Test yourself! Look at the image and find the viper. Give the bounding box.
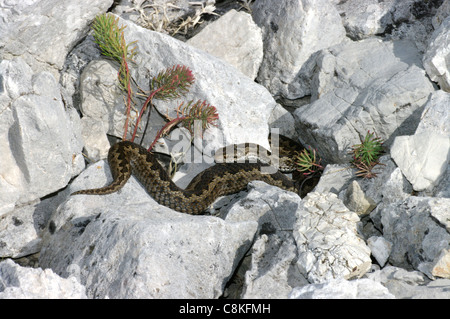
[72,135,321,214]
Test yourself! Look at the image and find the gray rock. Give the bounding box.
[0,180,76,259]
[0,201,42,258]
[336,0,440,51]
[225,181,301,235]
[367,236,392,267]
[313,164,354,195]
[344,180,377,216]
[80,117,110,162]
[423,16,450,92]
[294,38,436,164]
[432,0,450,29]
[59,35,103,111]
[187,9,263,79]
[416,90,450,136]
[241,233,307,299]
[206,182,308,299]
[79,59,127,138]
[380,196,450,278]
[0,0,113,78]
[391,131,449,192]
[221,182,307,298]
[430,165,450,198]
[416,95,450,198]
[0,259,87,299]
[252,0,346,99]
[361,157,412,206]
[289,278,394,299]
[336,0,396,40]
[39,161,258,298]
[294,192,372,283]
[366,266,450,299]
[391,92,449,194]
[366,165,414,237]
[0,58,84,216]
[268,104,297,139]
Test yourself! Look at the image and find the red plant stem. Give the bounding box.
[121,56,132,141]
[147,116,187,152]
[130,87,163,142]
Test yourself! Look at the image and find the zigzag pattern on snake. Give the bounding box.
[71,135,320,215]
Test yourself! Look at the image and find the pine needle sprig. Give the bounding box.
[92,14,137,89]
[92,14,137,140]
[150,65,195,101]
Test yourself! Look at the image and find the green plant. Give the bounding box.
[350,131,384,178]
[91,13,218,153]
[294,147,324,176]
[92,14,137,141]
[148,99,218,151]
[131,64,196,143]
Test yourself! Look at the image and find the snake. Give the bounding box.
[71,135,321,215]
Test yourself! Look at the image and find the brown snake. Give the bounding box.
[72,135,320,215]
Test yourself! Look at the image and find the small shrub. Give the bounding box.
[350,131,384,178]
[294,147,324,176]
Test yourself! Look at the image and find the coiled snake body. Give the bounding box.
[72,136,319,215]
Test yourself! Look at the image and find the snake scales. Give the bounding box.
[72,135,320,215]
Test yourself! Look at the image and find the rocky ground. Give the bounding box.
[0,0,449,299]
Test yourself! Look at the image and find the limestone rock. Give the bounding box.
[241,233,307,299]
[294,192,372,283]
[344,180,377,215]
[423,16,450,92]
[361,157,413,206]
[215,182,307,298]
[391,131,449,192]
[39,161,258,298]
[224,181,302,235]
[289,278,394,299]
[366,265,450,298]
[79,59,169,149]
[0,259,87,299]
[390,90,449,194]
[80,117,110,162]
[432,0,450,29]
[79,59,127,138]
[367,236,392,267]
[187,9,263,79]
[0,201,42,258]
[268,104,297,139]
[416,90,450,136]
[313,164,354,195]
[252,0,346,99]
[380,196,450,278]
[0,0,113,78]
[294,38,436,163]
[337,0,396,40]
[432,249,450,279]
[0,58,84,216]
